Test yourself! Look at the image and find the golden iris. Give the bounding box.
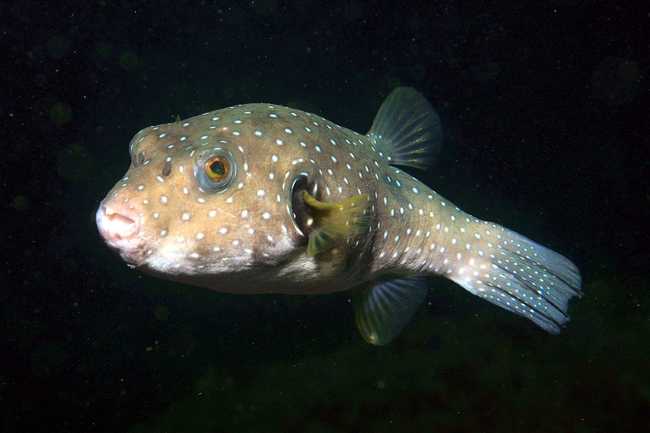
[204,156,229,181]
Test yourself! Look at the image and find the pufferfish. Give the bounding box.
[96,87,582,345]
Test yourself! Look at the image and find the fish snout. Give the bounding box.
[96,203,141,241]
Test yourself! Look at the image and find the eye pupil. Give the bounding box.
[204,156,230,182]
[210,160,225,175]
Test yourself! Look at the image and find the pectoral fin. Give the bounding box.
[302,191,369,257]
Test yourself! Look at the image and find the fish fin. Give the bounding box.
[449,225,582,333]
[354,277,429,345]
[303,191,370,256]
[367,87,442,170]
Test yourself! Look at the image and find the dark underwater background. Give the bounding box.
[3,1,648,432]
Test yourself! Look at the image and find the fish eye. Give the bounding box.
[195,149,236,192]
[205,156,229,181]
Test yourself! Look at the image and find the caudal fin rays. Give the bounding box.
[450,225,582,334]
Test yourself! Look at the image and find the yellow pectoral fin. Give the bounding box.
[302,191,370,256]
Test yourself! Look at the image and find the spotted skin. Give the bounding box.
[97,98,581,334]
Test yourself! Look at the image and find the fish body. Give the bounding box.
[97,88,582,344]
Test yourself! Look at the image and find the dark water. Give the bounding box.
[4,1,648,432]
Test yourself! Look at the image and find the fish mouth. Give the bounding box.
[95,203,148,267]
[289,174,317,239]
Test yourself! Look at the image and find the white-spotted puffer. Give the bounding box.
[96,88,582,345]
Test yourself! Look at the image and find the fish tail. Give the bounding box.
[450,223,582,333]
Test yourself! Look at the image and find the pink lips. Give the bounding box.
[96,202,145,264]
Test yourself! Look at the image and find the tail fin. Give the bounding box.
[450,223,582,333]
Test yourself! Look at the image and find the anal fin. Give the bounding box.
[354,277,429,345]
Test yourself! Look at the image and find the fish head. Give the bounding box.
[96,107,318,289]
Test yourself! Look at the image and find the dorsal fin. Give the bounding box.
[367,87,442,170]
